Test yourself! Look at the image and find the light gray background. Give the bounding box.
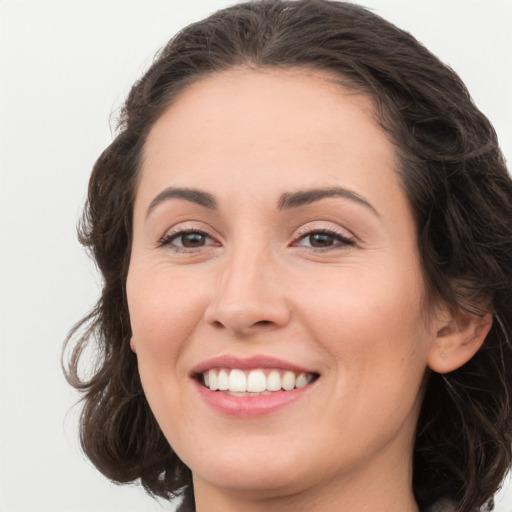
[1,1,511,511]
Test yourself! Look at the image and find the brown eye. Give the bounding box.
[180,232,207,247]
[295,230,354,251]
[308,233,335,248]
[159,230,216,251]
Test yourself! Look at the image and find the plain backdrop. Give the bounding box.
[0,1,511,511]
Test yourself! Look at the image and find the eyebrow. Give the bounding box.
[146,185,378,218]
[146,187,217,218]
[278,187,379,215]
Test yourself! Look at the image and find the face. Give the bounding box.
[127,68,439,505]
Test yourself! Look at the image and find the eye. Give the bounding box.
[294,229,355,251]
[158,229,217,252]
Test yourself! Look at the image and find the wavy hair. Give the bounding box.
[64,1,512,511]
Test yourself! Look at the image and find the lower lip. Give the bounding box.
[194,380,315,418]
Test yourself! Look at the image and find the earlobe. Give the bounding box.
[130,337,137,353]
[427,309,492,374]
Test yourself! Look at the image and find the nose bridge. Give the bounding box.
[204,236,290,334]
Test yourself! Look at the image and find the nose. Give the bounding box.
[204,246,292,337]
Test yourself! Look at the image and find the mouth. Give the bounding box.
[198,368,320,396]
[192,356,320,416]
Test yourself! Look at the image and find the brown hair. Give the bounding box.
[64,1,512,511]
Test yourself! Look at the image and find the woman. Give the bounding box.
[64,1,512,511]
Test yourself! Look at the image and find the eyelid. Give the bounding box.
[291,223,356,250]
[157,223,221,251]
[294,221,355,239]
[156,221,356,253]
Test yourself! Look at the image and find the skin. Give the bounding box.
[126,68,487,512]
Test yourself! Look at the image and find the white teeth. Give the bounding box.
[202,368,315,393]
[217,369,229,391]
[229,369,247,392]
[247,369,267,392]
[266,370,282,391]
[281,371,296,391]
[295,372,309,388]
[208,369,218,391]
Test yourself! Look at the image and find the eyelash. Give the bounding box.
[157,227,355,253]
[293,227,355,252]
[158,228,217,253]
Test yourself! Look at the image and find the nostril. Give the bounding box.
[254,320,272,326]
[213,320,274,328]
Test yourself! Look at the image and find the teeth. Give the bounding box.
[202,368,315,393]
[266,370,282,391]
[282,371,296,391]
[229,369,247,392]
[295,373,309,388]
[217,369,229,391]
[247,369,266,392]
[208,369,218,391]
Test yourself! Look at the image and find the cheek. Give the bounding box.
[126,267,207,436]
[127,266,209,364]
[303,267,430,429]
[294,259,430,373]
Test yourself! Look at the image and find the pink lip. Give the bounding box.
[194,380,316,418]
[191,355,316,375]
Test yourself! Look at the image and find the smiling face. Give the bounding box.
[126,68,439,510]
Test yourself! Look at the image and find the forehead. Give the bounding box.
[137,67,401,214]
[144,67,380,150]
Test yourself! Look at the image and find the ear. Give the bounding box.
[427,308,492,374]
[130,337,137,353]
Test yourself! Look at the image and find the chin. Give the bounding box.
[193,463,310,500]
[186,441,312,496]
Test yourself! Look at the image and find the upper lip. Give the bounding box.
[191,355,318,376]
